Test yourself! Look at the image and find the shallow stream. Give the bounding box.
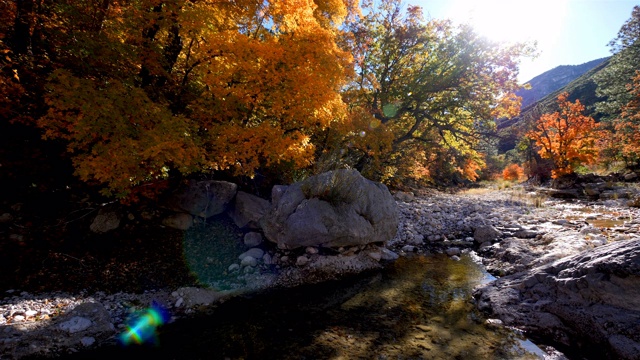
[68,254,546,359]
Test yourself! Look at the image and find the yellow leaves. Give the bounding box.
[40,70,203,197]
[203,122,315,177]
[492,92,522,119]
[24,0,354,198]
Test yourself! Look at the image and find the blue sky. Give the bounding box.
[409,0,639,83]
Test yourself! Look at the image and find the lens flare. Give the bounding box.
[119,305,169,346]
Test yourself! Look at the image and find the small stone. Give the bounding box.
[296,255,309,266]
[238,248,264,260]
[80,337,95,347]
[162,213,193,230]
[450,255,461,261]
[13,315,25,322]
[445,247,461,256]
[281,255,289,263]
[9,234,23,242]
[25,310,37,317]
[402,245,416,252]
[485,318,503,327]
[368,251,382,261]
[228,264,240,272]
[305,246,319,255]
[380,248,400,261]
[127,213,135,221]
[243,232,263,247]
[411,234,425,245]
[241,256,258,267]
[262,253,272,265]
[0,213,13,224]
[175,297,184,308]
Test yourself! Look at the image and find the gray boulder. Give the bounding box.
[164,180,237,218]
[475,239,640,360]
[90,209,121,233]
[473,225,501,244]
[229,191,270,229]
[260,169,398,249]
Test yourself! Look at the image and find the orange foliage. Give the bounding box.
[527,93,598,178]
[502,163,525,181]
[32,0,355,197]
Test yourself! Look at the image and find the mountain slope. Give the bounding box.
[517,57,609,109]
[497,58,611,152]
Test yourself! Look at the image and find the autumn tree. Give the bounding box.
[502,163,524,181]
[527,93,598,178]
[320,0,532,186]
[2,0,357,198]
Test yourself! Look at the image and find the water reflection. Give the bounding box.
[68,254,544,360]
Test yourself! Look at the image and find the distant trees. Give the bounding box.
[527,93,598,178]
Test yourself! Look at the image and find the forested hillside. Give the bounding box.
[493,5,640,181]
[497,58,610,152]
[516,57,608,110]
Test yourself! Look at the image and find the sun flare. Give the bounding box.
[460,0,569,44]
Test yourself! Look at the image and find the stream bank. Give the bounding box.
[2,184,640,359]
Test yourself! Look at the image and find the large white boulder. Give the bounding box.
[260,169,398,249]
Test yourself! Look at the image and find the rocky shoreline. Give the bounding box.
[2,183,640,359]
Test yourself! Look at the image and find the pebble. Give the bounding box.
[445,247,461,256]
[238,248,264,260]
[240,256,258,267]
[402,245,416,252]
[228,264,240,272]
[175,297,184,308]
[296,256,309,266]
[244,232,263,247]
[80,337,95,347]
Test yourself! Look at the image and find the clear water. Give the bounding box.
[69,254,545,360]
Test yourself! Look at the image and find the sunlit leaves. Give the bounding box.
[527,93,598,178]
[27,0,354,197]
[337,0,531,184]
[41,69,202,197]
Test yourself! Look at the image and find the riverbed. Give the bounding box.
[63,254,545,360]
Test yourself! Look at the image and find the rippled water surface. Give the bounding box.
[70,254,545,359]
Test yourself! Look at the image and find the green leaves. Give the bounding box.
[337,0,532,185]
